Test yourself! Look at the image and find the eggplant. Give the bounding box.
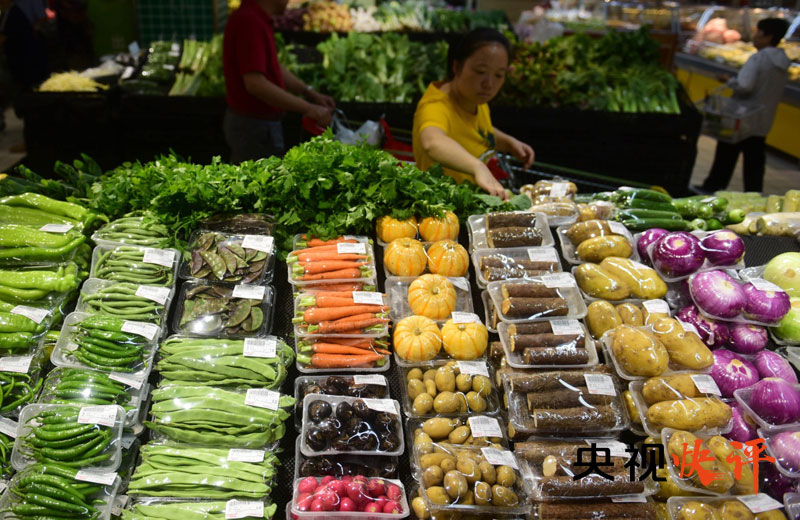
[308,400,332,422]
[336,401,354,422]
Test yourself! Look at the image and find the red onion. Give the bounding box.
[770,431,800,474]
[677,304,730,348]
[651,232,706,278]
[700,230,745,266]
[637,228,668,265]
[726,404,757,443]
[712,349,759,397]
[728,323,768,354]
[763,460,797,497]
[754,350,798,384]
[690,270,746,319]
[743,283,792,324]
[749,377,800,425]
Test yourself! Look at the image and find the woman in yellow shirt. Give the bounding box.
[413,29,534,201]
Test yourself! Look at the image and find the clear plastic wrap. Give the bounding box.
[12,403,125,472]
[527,202,580,227]
[0,224,85,266]
[523,180,578,202]
[761,427,800,479]
[585,299,671,340]
[294,375,389,430]
[125,498,278,520]
[293,291,390,338]
[498,320,598,369]
[734,383,800,434]
[667,495,786,520]
[471,247,561,288]
[76,278,174,328]
[0,346,45,418]
[688,270,791,327]
[293,436,399,480]
[502,367,629,438]
[467,212,554,251]
[288,235,377,287]
[486,277,588,323]
[117,433,141,489]
[557,222,638,265]
[0,262,82,306]
[300,394,403,457]
[573,257,668,303]
[529,499,659,519]
[399,361,498,418]
[407,416,507,469]
[295,336,391,373]
[562,220,621,247]
[291,476,409,519]
[382,239,470,279]
[785,492,800,519]
[180,230,275,284]
[637,230,746,283]
[172,282,275,338]
[482,290,499,333]
[386,275,473,323]
[91,212,171,248]
[90,245,180,287]
[392,314,489,367]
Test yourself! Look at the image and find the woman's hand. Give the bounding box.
[474,164,509,201]
[508,138,535,168]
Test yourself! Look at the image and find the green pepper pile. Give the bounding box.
[69,315,150,373]
[40,369,131,408]
[93,212,171,248]
[0,224,86,266]
[0,366,42,414]
[128,445,279,498]
[80,282,169,325]
[93,246,175,286]
[0,300,48,352]
[20,407,117,467]
[157,337,293,388]
[0,432,13,478]
[122,500,277,520]
[0,192,106,231]
[0,262,82,305]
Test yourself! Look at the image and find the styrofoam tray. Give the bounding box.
[498,320,598,369]
[471,246,561,289]
[486,277,588,323]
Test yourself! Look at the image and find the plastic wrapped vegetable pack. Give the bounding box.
[402,362,496,416]
[182,230,274,284]
[59,314,153,373]
[472,247,560,286]
[92,246,177,286]
[498,320,596,367]
[574,256,667,301]
[122,500,277,520]
[175,283,274,337]
[78,280,171,325]
[92,212,171,248]
[0,224,86,266]
[0,262,82,305]
[469,211,550,249]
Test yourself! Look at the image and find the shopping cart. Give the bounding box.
[696,86,764,144]
[302,110,414,162]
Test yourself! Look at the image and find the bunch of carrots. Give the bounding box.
[296,337,390,369]
[293,291,389,335]
[288,236,375,281]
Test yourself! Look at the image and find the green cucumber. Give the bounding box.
[618,188,673,203]
[705,218,724,230]
[615,209,683,220]
[618,218,692,232]
[626,197,679,212]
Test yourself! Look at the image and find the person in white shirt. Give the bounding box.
[699,18,791,193]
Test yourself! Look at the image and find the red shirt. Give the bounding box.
[223,0,285,120]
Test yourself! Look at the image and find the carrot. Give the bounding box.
[294,253,368,263]
[299,267,370,281]
[326,312,382,324]
[312,337,388,348]
[304,306,387,323]
[295,261,368,275]
[298,236,357,248]
[301,352,386,368]
[298,294,385,308]
[301,343,392,356]
[309,342,391,354]
[300,282,370,293]
[301,291,362,300]
[290,244,350,256]
[315,317,389,334]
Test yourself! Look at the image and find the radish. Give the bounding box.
[310,499,326,512]
[364,502,382,513]
[383,500,401,514]
[297,476,318,495]
[296,494,314,512]
[386,484,402,502]
[367,479,385,497]
[339,497,357,512]
[321,475,336,486]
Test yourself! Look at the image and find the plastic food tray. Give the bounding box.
[471,246,561,289]
[292,234,372,251]
[527,203,579,227]
[498,321,599,369]
[172,282,275,338]
[288,236,377,287]
[179,230,276,285]
[382,240,471,280]
[667,496,785,519]
[294,374,390,430]
[482,290,498,333]
[293,292,388,339]
[12,403,125,472]
[467,212,554,252]
[660,429,738,497]
[688,271,789,327]
[52,312,158,380]
[296,343,391,374]
[734,384,800,434]
[782,347,800,372]
[76,278,175,332]
[759,427,800,479]
[397,362,499,419]
[557,223,639,266]
[300,394,403,457]
[600,329,712,381]
[293,437,399,480]
[385,276,472,324]
[665,280,692,310]
[628,380,733,438]
[392,331,488,368]
[785,492,800,519]
[0,346,47,419]
[290,477,410,519]
[90,244,180,287]
[486,278,588,323]
[570,264,660,305]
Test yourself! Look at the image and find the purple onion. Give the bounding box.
[700,230,746,266]
[763,460,797,497]
[690,270,746,319]
[749,377,800,425]
[677,304,731,348]
[728,323,768,354]
[743,283,792,324]
[754,350,798,384]
[770,431,800,474]
[651,232,706,278]
[726,404,758,443]
[637,228,668,265]
[712,349,759,397]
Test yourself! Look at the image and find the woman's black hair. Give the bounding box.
[446,28,511,80]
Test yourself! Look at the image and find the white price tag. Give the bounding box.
[468,416,502,438]
[592,440,629,458]
[142,248,175,267]
[451,312,480,324]
[677,319,699,336]
[232,284,266,301]
[75,470,117,486]
[241,235,274,253]
[10,305,49,324]
[0,356,33,374]
[78,406,118,427]
[542,273,575,288]
[121,320,159,341]
[135,285,170,305]
[243,338,277,358]
[111,495,130,517]
[584,374,617,396]
[226,500,265,519]
[353,375,386,386]
[450,278,470,291]
[0,417,18,438]
[608,221,628,235]
[168,50,180,58]
[120,436,135,450]
[363,398,397,414]
[550,319,584,336]
[691,374,721,396]
[39,223,73,233]
[642,300,669,315]
[228,449,265,463]
[748,278,783,292]
[352,291,384,305]
[549,182,569,198]
[337,242,367,255]
[737,494,783,513]
[611,495,647,503]
[109,372,144,390]
[527,248,558,262]
[457,361,490,377]
[480,448,519,469]
[245,389,280,410]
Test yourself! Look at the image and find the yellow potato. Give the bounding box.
[706,436,754,495]
[667,431,734,495]
[651,317,713,370]
[600,256,667,299]
[648,398,732,431]
[577,234,632,262]
[585,300,622,339]
[566,219,614,245]
[623,390,642,425]
[575,263,630,300]
[642,374,702,405]
[677,501,722,520]
[615,303,644,326]
[612,325,669,376]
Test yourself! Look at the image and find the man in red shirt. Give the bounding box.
[223,0,334,162]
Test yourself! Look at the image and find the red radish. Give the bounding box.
[291,514,299,520]
[327,479,346,497]
[338,497,357,512]
[367,479,386,497]
[297,494,314,511]
[373,497,387,510]
[364,503,382,513]
[310,499,326,512]
[383,500,401,514]
[386,484,402,502]
[346,481,367,504]
[321,475,336,486]
[298,477,318,495]
[318,489,339,510]
[341,475,353,483]
[353,475,368,485]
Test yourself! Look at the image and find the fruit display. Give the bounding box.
[302,1,353,33]
[292,476,407,514]
[401,361,496,416]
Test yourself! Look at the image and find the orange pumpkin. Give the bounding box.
[384,238,427,276]
[376,216,417,243]
[441,319,488,360]
[419,211,459,242]
[408,274,457,320]
[427,240,469,277]
[394,315,442,361]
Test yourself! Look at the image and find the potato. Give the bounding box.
[575,263,630,300]
[473,481,491,505]
[648,398,732,430]
[423,465,444,487]
[434,392,460,414]
[448,425,470,444]
[642,374,701,405]
[407,368,423,381]
[425,486,451,505]
[651,317,714,370]
[491,485,519,507]
[413,393,434,414]
[677,501,722,520]
[421,453,456,470]
[707,436,754,495]
[566,220,614,245]
[435,367,456,392]
[444,470,468,499]
[586,301,622,339]
[423,417,458,439]
[412,496,430,519]
[616,303,644,326]
[623,390,642,425]
[612,325,669,376]
[425,379,437,397]
[653,467,695,500]
[408,379,427,400]
[667,431,734,495]
[718,501,754,520]
[600,256,667,299]
[577,234,632,262]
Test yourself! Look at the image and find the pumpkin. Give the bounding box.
[394,315,442,361]
[376,216,417,243]
[384,238,427,276]
[427,240,469,277]
[419,211,459,242]
[441,319,488,360]
[408,274,457,320]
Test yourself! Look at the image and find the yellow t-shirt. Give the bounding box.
[412,82,495,185]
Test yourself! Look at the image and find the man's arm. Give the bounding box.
[243,72,331,125]
[280,64,335,109]
[729,55,758,95]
